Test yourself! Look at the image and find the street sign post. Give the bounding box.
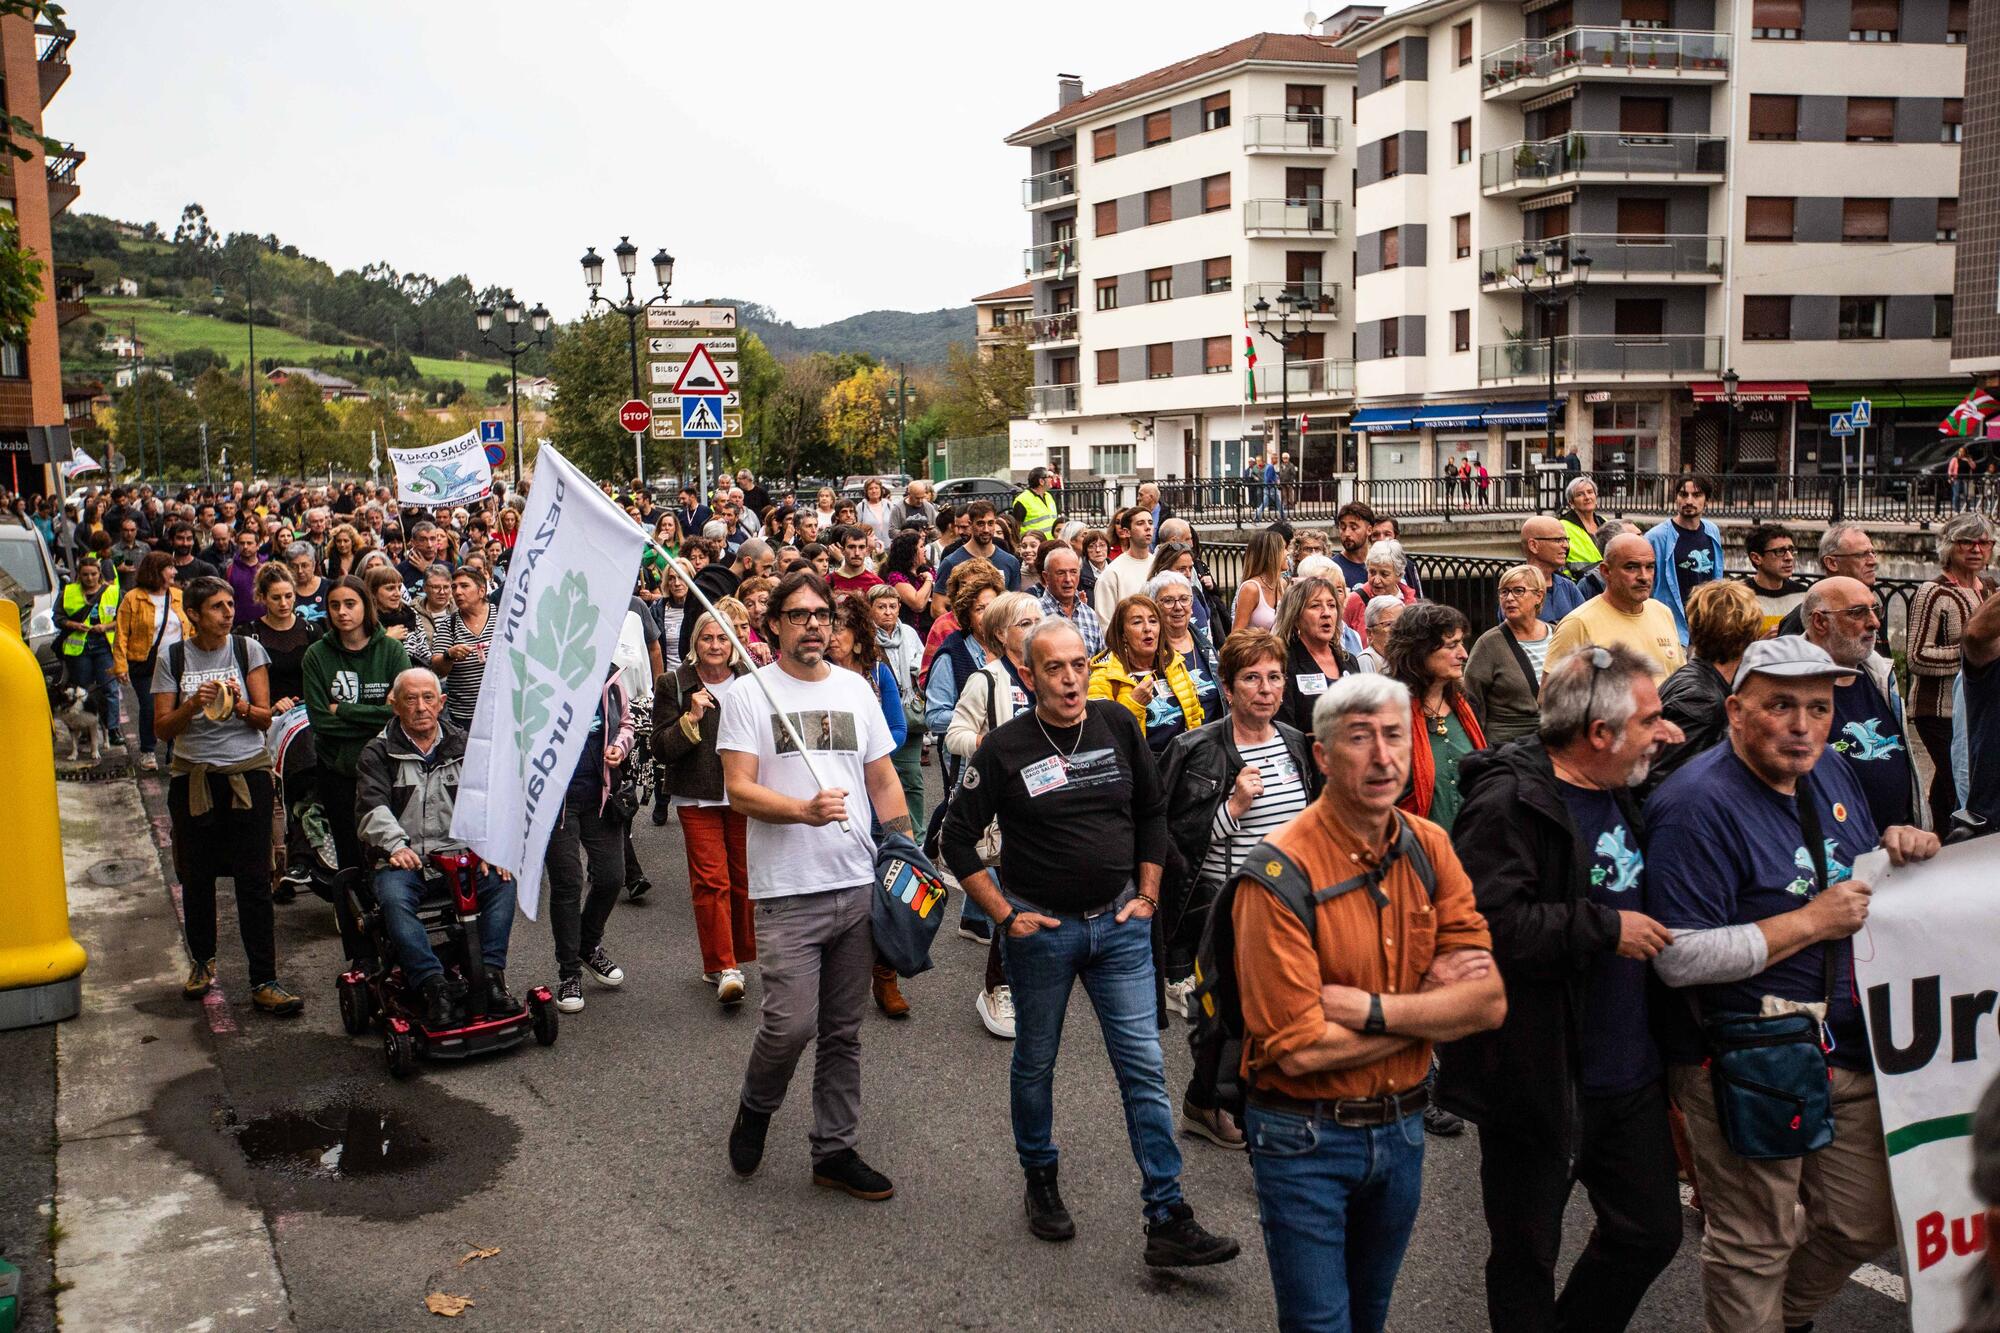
[479,420,505,444]
[483,443,507,468]
[1829,412,1856,436]
[681,396,726,439]
[644,312,736,501]
[652,389,741,411]
[651,413,742,439]
[645,306,738,332]
[618,399,654,434]
[1850,399,1872,427]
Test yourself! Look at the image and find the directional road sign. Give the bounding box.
[651,412,742,440]
[618,399,654,433]
[1829,412,1856,437]
[645,305,738,332]
[1850,399,1872,428]
[479,419,505,444]
[651,357,740,388]
[648,336,739,356]
[652,389,741,411]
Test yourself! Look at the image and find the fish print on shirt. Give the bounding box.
[1589,826,1645,895]
[1833,718,1905,763]
[1782,839,1854,897]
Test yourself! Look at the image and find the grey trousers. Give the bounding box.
[739,884,873,1165]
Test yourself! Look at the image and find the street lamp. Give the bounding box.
[1505,237,1591,468]
[582,236,676,487]
[1720,366,1742,477]
[1253,290,1310,479]
[475,293,550,490]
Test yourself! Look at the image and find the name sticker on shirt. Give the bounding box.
[1022,755,1070,798]
[1296,672,1328,695]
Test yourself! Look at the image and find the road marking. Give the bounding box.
[1679,1183,1905,1303]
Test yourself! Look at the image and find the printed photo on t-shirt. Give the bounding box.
[771,708,858,754]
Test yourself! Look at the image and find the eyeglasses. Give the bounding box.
[780,607,834,627]
[1954,537,1995,548]
[1528,535,1568,545]
[1497,586,1540,599]
[1757,545,1797,558]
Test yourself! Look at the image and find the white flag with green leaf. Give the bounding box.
[451,445,644,918]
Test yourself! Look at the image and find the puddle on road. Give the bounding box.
[232,1100,434,1179]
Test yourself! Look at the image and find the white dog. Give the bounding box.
[49,679,109,762]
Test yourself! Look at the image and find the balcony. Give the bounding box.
[36,23,71,106]
[1481,27,1731,100]
[1243,113,1341,155]
[45,141,82,216]
[1478,334,1721,383]
[1024,310,1080,348]
[1244,198,1340,239]
[1481,132,1725,198]
[1029,383,1081,417]
[1022,238,1078,280]
[1241,282,1342,319]
[1022,166,1077,210]
[1477,234,1725,289]
[1252,357,1356,400]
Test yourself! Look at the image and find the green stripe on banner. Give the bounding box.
[1885,1113,1974,1157]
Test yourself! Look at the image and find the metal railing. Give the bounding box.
[1251,357,1356,400]
[1482,132,1727,190]
[1024,310,1079,344]
[35,23,71,64]
[1478,233,1725,285]
[1022,238,1078,279]
[45,141,81,185]
[1481,26,1731,92]
[1244,198,1341,235]
[1022,166,1077,207]
[1479,334,1722,381]
[1244,113,1341,152]
[1028,383,1080,416]
[1241,281,1342,318]
[1356,473,1546,516]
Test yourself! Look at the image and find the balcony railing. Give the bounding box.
[1477,233,1725,285]
[1243,113,1341,153]
[1244,198,1340,236]
[1029,383,1081,416]
[1481,26,1731,93]
[1478,334,1721,381]
[35,22,71,105]
[1024,310,1079,345]
[1241,282,1342,318]
[1022,166,1077,208]
[1482,132,1726,191]
[1251,357,1355,399]
[1022,238,1078,279]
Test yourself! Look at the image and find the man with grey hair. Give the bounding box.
[1440,644,1684,1331]
[889,479,936,536]
[1775,522,1880,638]
[1800,575,1924,831]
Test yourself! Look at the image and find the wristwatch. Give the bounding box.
[999,908,1020,936]
[1364,993,1387,1036]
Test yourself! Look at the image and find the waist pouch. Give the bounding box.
[1702,1010,1834,1161]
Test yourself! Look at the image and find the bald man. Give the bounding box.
[1546,533,1688,683]
[1801,576,1924,831]
[1521,515,1585,623]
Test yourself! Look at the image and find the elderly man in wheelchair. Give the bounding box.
[354,667,518,1029]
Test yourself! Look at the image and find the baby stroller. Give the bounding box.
[335,850,558,1076]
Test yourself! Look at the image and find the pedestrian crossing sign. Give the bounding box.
[681,395,725,439]
[1830,412,1856,437]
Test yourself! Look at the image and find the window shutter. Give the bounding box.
[1745,196,1796,241]
[1749,95,1798,140]
[1204,336,1230,372]
[1382,42,1402,83]
[1455,119,1472,160]
[1846,97,1894,141]
[1455,21,1472,65]
[1842,197,1891,241]
[1623,0,1670,24]
[1944,99,1964,127]
[1147,343,1172,379]
[1948,0,1969,33]
[1093,127,1117,160]
[1201,93,1229,123]
[1938,198,1959,235]
[1381,320,1400,358]
[1743,295,1791,339]
[1204,256,1231,289]
[1146,188,1171,226]
[1382,136,1401,178]
[1616,198,1669,239]
[1203,173,1230,212]
[1454,213,1471,256]
[1452,309,1470,352]
[1095,349,1120,384]
[1145,110,1172,146]
[1619,98,1671,135]
[1752,0,1804,26]
[1848,0,1900,30]
[1095,200,1119,236]
[1381,227,1401,268]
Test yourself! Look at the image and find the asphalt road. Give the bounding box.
[105,761,1912,1332]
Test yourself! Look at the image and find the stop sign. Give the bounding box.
[618,399,653,433]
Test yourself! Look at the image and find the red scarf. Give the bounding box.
[1400,693,1485,819]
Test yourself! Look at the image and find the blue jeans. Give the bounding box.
[1246,1105,1426,1333]
[372,864,515,987]
[66,649,121,731]
[1003,908,1182,1223]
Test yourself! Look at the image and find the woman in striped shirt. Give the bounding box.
[433,565,494,727]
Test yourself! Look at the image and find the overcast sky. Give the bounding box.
[60,1,1356,328]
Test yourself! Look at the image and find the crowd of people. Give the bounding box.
[23,457,2000,1329]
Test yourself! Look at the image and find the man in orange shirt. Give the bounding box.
[1234,671,1505,1333]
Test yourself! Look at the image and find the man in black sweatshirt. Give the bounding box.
[941,617,1239,1271]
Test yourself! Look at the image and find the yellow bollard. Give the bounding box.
[0,597,87,1028]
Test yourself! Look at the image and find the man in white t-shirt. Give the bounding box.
[715,569,911,1201]
[1093,507,1156,622]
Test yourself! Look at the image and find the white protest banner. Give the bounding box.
[388,427,492,508]
[1853,836,2000,1331]
[450,445,643,918]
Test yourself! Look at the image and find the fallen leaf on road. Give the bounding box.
[426,1292,474,1317]
[457,1247,501,1266]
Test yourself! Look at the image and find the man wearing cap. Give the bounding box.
[1645,637,1939,1333]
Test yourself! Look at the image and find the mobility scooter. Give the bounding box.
[336,850,558,1076]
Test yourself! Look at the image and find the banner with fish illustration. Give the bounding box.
[388,427,492,508]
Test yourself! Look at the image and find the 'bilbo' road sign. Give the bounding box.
[649,358,739,387]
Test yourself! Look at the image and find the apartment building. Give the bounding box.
[1349,0,1964,482]
[971,281,1033,358]
[1005,32,1362,483]
[1948,0,1999,379]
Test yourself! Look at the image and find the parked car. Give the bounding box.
[933,476,1018,506]
[0,517,60,668]
[840,472,911,495]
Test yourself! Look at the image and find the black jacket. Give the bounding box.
[1157,717,1320,927]
[1435,737,1633,1152]
[1644,656,1731,798]
[652,660,749,802]
[676,564,742,658]
[1274,633,1359,738]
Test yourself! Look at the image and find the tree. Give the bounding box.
[171,347,225,381]
[266,375,336,480]
[547,313,643,483]
[109,371,199,478]
[935,339,1030,438]
[822,365,896,474]
[757,355,836,484]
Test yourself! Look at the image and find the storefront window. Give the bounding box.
[1592,402,1663,475]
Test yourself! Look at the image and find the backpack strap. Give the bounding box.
[233,633,251,684]
[1233,841,1321,936]
[167,640,186,705]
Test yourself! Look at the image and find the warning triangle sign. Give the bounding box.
[672,342,730,396]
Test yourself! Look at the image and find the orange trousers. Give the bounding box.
[677,804,755,974]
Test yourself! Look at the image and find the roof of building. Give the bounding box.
[1008,33,1354,142]
[1347,0,1480,48]
[971,282,1034,305]
[267,366,360,389]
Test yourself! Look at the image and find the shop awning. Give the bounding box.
[1413,404,1485,429]
[1351,407,1417,432]
[1520,190,1575,212]
[1482,401,1555,426]
[1807,384,1966,411]
[1691,380,1808,403]
[1521,87,1577,115]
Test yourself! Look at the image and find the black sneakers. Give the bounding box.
[1024,1164,1075,1242]
[729,1104,770,1178]
[1423,1103,1466,1137]
[811,1148,894,1201]
[1143,1204,1241,1268]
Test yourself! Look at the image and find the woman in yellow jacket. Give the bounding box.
[1088,592,1205,754]
[114,552,194,771]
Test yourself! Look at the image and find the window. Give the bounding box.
[1052,284,1076,312]
[1146,187,1171,226]
[1202,173,1230,213]
[1095,277,1120,310]
[1452,308,1470,352]
[1454,118,1471,165]
[1948,0,1968,41]
[1203,336,1231,374]
[1090,444,1135,477]
[1938,197,1959,242]
[1842,197,1890,242]
[1749,95,1799,142]
[1051,355,1079,385]
[1623,0,1669,25]
[1746,196,1796,242]
[1943,100,1963,144]
[1379,227,1401,271]
[1838,296,1887,339]
[1454,213,1471,258]
[1381,136,1401,179]
[1382,42,1402,86]
[1848,0,1899,40]
[1145,110,1172,147]
[1846,97,1895,143]
[1093,127,1117,161]
[1381,320,1400,358]
[1744,295,1792,340]
[1202,93,1230,131]
[1934,296,1955,338]
[1455,21,1472,66]
[1617,198,1668,241]
[1146,343,1173,379]
[0,341,22,377]
[1095,349,1120,384]
[1614,299,1665,337]
[1751,0,1802,37]
[1620,97,1671,137]
[1147,267,1173,302]
[1203,256,1232,293]
[1285,83,1324,115]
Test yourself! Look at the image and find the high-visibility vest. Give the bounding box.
[60,582,118,656]
[1014,487,1057,537]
